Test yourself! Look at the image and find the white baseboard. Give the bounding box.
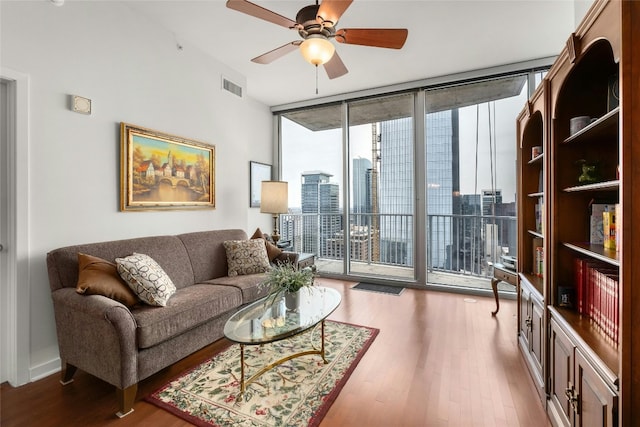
[30,357,61,382]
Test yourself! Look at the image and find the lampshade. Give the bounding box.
[260,181,288,214]
[299,36,335,66]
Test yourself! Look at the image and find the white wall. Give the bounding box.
[1,1,273,382]
[574,0,595,26]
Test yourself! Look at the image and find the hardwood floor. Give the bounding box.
[1,278,550,426]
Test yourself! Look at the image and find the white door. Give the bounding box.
[1,70,30,386]
[1,79,10,383]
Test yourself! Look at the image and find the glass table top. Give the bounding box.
[223,286,341,345]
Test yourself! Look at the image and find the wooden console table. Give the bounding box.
[490,263,518,316]
[297,253,315,270]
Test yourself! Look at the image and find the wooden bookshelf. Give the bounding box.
[515,1,640,424]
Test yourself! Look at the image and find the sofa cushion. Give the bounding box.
[76,253,140,307]
[131,284,242,349]
[46,235,195,292]
[250,227,283,261]
[177,229,248,283]
[223,239,271,277]
[208,273,269,304]
[116,253,176,307]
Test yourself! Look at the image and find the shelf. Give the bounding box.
[563,180,620,192]
[528,192,544,198]
[520,272,544,297]
[528,153,544,165]
[549,306,618,387]
[563,242,619,267]
[562,107,620,145]
[528,230,543,238]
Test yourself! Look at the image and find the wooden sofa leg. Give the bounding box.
[115,384,137,418]
[59,364,77,385]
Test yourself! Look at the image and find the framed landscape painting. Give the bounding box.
[120,123,215,211]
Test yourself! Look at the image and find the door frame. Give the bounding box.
[1,67,31,386]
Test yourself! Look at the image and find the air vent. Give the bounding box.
[222,77,243,98]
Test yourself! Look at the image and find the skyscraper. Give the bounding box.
[482,189,503,216]
[378,117,414,265]
[352,157,372,225]
[426,109,460,269]
[300,171,341,256]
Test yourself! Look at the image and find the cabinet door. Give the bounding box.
[530,298,544,377]
[575,350,617,427]
[519,286,531,348]
[549,319,574,427]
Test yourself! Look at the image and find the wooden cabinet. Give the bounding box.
[519,279,545,403]
[516,43,548,410]
[575,349,617,427]
[516,78,547,300]
[516,1,639,424]
[549,317,618,427]
[549,318,574,427]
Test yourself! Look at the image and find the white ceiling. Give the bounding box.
[124,0,577,107]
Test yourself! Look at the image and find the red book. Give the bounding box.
[593,268,602,330]
[587,265,597,324]
[605,273,620,344]
[596,269,617,340]
[614,276,620,344]
[575,258,585,314]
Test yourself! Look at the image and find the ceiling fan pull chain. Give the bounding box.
[316,65,319,95]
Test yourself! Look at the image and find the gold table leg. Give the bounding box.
[237,320,328,399]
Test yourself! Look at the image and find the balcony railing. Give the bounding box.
[279,212,516,280]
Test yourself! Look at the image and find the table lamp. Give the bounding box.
[260,181,288,243]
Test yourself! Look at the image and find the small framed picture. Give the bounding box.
[250,161,271,208]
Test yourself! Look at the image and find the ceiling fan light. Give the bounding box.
[300,37,335,65]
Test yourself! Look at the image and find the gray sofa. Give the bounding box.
[46,229,297,417]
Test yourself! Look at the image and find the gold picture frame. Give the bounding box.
[120,123,215,211]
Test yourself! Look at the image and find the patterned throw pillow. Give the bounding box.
[223,239,271,276]
[76,253,140,307]
[115,253,176,307]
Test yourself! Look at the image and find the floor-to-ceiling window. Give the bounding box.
[280,104,343,261]
[347,94,415,280]
[424,75,529,288]
[276,63,548,291]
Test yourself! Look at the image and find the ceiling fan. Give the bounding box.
[226,0,408,79]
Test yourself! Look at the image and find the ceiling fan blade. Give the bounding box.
[226,0,296,28]
[317,0,353,27]
[335,28,408,49]
[324,51,348,79]
[251,41,301,64]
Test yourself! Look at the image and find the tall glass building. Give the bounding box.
[379,118,415,265]
[426,109,460,269]
[300,171,341,256]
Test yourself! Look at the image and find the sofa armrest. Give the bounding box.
[273,251,299,266]
[51,288,138,389]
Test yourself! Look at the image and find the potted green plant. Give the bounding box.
[260,261,315,310]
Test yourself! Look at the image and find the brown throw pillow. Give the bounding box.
[76,253,140,307]
[250,227,283,261]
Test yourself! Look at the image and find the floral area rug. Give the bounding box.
[146,320,378,426]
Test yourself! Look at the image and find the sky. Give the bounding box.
[281,85,527,209]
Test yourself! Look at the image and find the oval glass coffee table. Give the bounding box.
[224,286,341,396]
